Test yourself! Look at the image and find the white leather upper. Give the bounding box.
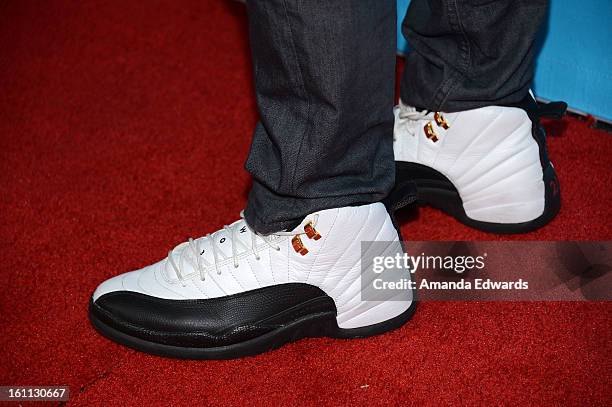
[92,202,413,329]
[394,102,545,223]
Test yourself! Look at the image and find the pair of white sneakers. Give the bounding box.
[90,98,563,358]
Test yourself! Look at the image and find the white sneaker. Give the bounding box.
[89,202,415,359]
[391,96,563,233]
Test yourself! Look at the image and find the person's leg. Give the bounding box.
[244,0,397,234]
[400,0,548,111]
[392,0,564,234]
[89,1,416,359]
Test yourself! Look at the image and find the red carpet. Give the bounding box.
[1,1,610,405]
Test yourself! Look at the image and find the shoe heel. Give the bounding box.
[392,161,560,234]
[331,296,416,339]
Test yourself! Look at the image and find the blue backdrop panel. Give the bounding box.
[396,0,612,121]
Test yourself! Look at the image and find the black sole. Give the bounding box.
[391,161,561,234]
[89,298,417,360]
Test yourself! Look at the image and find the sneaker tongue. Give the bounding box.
[166,219,286,278]
[166,219,259,279]
[203,219,251,259]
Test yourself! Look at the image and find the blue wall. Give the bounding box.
[397,0,612,121]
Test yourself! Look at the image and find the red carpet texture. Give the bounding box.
[1,1,610,406]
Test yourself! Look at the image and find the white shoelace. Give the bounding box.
[167,212,319,283]
[394,104,434,141]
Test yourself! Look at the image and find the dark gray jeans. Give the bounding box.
[243,0,548,234]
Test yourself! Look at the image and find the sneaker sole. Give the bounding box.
[89,297,416,359]
[391,161,561,234]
